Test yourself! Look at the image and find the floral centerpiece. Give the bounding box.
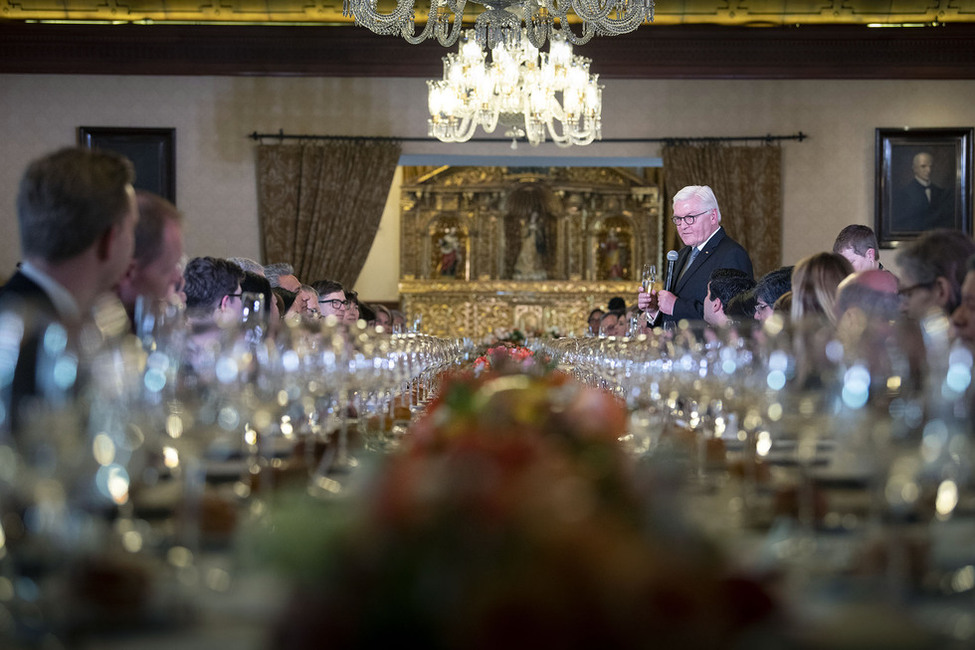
[480,325,561,348]
[260,360,779,649]
[472,343,535,374]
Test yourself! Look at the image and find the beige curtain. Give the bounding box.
[256,139,402,288]
[661,143,782,278]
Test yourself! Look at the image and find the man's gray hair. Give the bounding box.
[264,262,296,288]
[895,229,975,315]
[227,257,265,276]
[673,185,721,222]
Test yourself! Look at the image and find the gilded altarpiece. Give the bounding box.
[399,166,663,339]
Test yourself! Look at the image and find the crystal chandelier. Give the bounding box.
[343,0,654,49]
[427,29,603,147]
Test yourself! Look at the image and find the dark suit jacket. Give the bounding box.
[0,269,58,318]
[657,227,753,324]
[0,270,61,436]
[892,179,954,232]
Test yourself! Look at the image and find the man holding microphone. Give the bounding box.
[638,185,753,326]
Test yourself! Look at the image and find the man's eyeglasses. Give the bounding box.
[225,292,243,300]
[898,281,935,299]
[672,210,710,226]
[319,298,350,310]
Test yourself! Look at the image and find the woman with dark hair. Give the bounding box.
[587,308,604,336]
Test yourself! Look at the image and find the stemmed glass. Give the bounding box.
[308,326,359,496]
[0,315,91,643]
[240,291,267,346]
[2,299,173,642]
[641,263,657,293]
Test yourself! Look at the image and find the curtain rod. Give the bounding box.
[248,130,807,145]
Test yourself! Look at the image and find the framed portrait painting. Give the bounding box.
[875,127,972,248]
[78,127,176,203]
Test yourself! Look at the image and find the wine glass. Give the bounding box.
[641,263,657,293]
[240,291,267,345]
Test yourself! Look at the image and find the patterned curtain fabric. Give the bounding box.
[661,143,782,278]
[256,139,402,288]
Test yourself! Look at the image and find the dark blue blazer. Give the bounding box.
[658,227,753,324]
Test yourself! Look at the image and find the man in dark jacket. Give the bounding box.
[637,185,753,325]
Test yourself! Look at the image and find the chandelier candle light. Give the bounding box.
[343,0,654,49]
[427,29,603,147]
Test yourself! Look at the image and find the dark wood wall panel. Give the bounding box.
[2,22,974,79]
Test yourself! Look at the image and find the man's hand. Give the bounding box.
[656,290,677,316]
[637,290,657,312]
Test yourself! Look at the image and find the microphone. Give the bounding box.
[663,250,679,293]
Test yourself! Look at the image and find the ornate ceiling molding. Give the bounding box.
[1,0,969,26]
[2,22,975,79]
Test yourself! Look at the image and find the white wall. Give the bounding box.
[1,74,972,299]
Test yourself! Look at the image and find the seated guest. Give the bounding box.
[241,271,274,316]
[752,266,793,322]
[264,262,302,292]
[725,289,757,321]
[273,287,298,317]
[587,308,604,336]
[358,301,376,326]
[607,296,626,312]
[372,304,393,329]
[345,290,361,325]
[703,268,756,328]
[240,270,278,336]
[116,190,184,322]
[835,269,915,386]
[599,310,627,337]
[1,147,137,430]
[2,147,137,324]
[835,269,900,323]
[790,252,853,326]
[312,279,347,321]
[228,256,265,277]
[270,290,286,326]
[951,254,975,351]
[832,224,883,272]
[182,256,245,328]
[895,229,975,322]
[773,291,793,315]
[390,309,407,332]
[180,257,245,382]
[293,284,321,318]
